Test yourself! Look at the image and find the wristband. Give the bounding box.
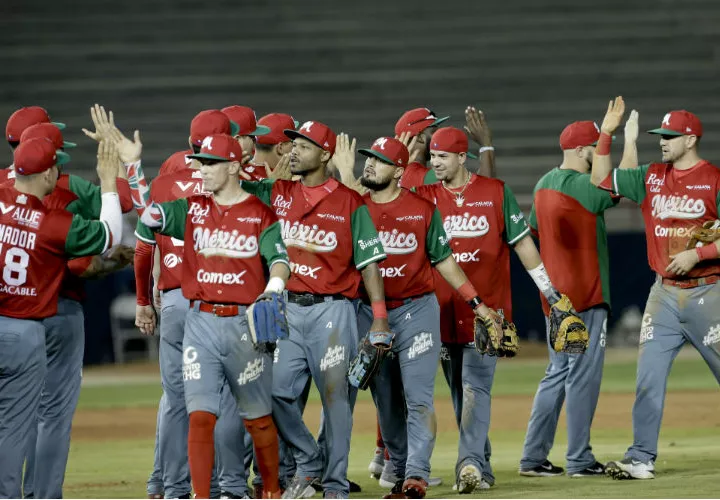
[596,133,612,155]
[457,281,479,302]
[478,146,495,154]
[264,276,285,293]
[371,300,388,319]
[467,296,483,310]
[696,244,719,261]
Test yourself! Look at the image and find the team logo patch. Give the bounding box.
[183,346,201,380]
[237,358,264,385]
[639,313,654,344]
[443,213,490,238]
[650,194,706,220]
[378,230,418,255]
[408,332,434,359]
[703,325,720,347]
[439,345,450,361]
[193,228,259,258]
[320,345,345,371]
[164,253,181,269]
[379,264,407,278]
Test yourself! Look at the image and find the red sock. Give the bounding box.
[376,418,384,448]
[244,415,280,495]
[188,411,217,499]
[384,447,390,461]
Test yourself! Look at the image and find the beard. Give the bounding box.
[360,176,393,191]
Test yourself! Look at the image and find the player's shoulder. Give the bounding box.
[158,149,193,176]
[333,179,365,204]
[402,188,436,210]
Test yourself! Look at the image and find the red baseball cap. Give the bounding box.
[190,110,240,146]
[395,108,450,137]
[14,137,70,175]
[6,106,65,142]
[430,127,469,155]
[160,150,193,174]
[648,110,703,137]
[358,137,409,168]
[221,106,271,137]
[559,121,601,150]
[187,134,243,163]
[20,122,76,150]
[256,113,299,145]
[285,120,337,155]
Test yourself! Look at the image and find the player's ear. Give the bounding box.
[575,146,585,158]
[320,150,332,164]
[228,161,241,176]
[458,152,467,167]
[188,136,193,149]
[393,166,404,180]
[686,135,699,149]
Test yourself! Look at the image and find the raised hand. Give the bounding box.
[624,109,639,143]
[82,104,116,142]
[600,96,626,134]
[96,140,120,181]
[107,126,142,164]
[395,131,421,164]
[265,154,292,181]
[464,106,493,146]
[332,133,357,176]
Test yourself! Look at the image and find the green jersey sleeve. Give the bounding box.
[609,164,650,204]
[423,168,437,185]
[567,173,620,214]
[528,203,538,231]
[135,218,156,245]
[66,175,102,219]
[503,184,531,245]
[241,179,275,206]
[716,190,720,214]
[156,198,189,240]
[64,215,110,257]
[259,221,290,268]
[351,204,387,269]
[426,208,452,264]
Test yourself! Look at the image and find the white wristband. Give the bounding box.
[527,263,554,297]
[264,276,285,294]
[478,146,495,154]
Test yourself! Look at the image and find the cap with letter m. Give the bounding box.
[358,137,409,168]
[395,107,450,136]
[187,134,243,163]
[285,121,337,155]
[14,137,70,175]
[648,110,703,137]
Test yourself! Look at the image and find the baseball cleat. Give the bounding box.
[451,479,491,491]
[379,461,400,489]
[382,479,406,499]
[456,464,482,494]
[402,477,428,499]
[605,458,655,480]
[569,462,605,478]
[427,477,442,487]
[282,476,319,499]
[147,495,164,499]
[519,460,565,477]
[369,447,386,479]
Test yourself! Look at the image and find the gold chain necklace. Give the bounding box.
[442,170,472,207]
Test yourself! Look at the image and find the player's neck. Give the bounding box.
[213,181,247,205]
[252,151,277,169]
[558,159,589,174]
[300,166,331,187]
[13,179,47,200]
[369,184,402,204]
[443,168,471,189]
[673,150,703,171]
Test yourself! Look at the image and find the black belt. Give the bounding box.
[363,292,432,310]
[287,292,347,306]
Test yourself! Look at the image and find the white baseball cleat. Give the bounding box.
[456,464,482,494]
[378,461,400,489]
[605,458,655,480]
[368,447,385,479]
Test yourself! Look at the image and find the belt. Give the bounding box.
[661,274,720,289]
[189,300,244,317]
[364,292,431,310]
[286,292,347,307]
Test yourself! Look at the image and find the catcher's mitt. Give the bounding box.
[473,309,503,356]
[548,294,588,354]
[246,292,289,352]
[686,220,720,250]
[498,319,520,357]
[347,331,393,390]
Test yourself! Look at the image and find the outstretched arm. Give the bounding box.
[591,96,626,186]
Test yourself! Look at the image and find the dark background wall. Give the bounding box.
[1,0,716,363]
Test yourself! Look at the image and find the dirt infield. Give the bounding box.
[72,390,718,442]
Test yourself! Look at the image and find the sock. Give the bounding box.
[188,411,217,498]
[244,415,280,494]
[376,419,384,448]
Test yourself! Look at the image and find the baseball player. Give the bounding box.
[518,120,624,478]
[342,135,506,499]
[221,105,271,178]
[127,133,290,499]
[415,126,583,493]
[0,137,123,498]
[156,109,240,177]
[241,120,388,499]
[591,97,720,479]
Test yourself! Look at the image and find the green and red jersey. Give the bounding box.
[399,162,437,190]
[416,175,529,343]
[152,193,288,305]
[599,161,720,278]
[0,187,111,319]
[530,168,618,315]
[242,178,386,298]
[363,189,451,300]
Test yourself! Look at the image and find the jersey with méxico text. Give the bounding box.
[156,193,288,304]
[600,161,720,278]
[243,178,386,297]
[416,175,529,343]
[135,169,206,291]
[363,189,451,299]
[158,149,193,176]
[399,162,437,190]
[530,168,618,315]
[0,187,110,319]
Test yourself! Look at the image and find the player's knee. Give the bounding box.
[189,411,217,433]
[243,415,277,447]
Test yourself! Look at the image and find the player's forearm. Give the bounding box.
[618,139,638,170]
[100,192,123,247]
[361,263,388,319]
[477,149,496,178]
[123,160,151,215]
[590,133,613,186]
[266,262,291,293]
[135,240,154,306]
[435,255,492,317]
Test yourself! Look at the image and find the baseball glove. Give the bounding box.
[548,294,588,354]
[347,330,393,390]
[686,220,720,250]
[498,319,520,357]
[246,292,289,353]
[473,309,503,356]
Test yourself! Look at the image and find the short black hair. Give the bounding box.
[8,140,19,151]
[254,142,274,153]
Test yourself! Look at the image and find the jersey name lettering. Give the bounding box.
[443,213,490,238]
[193,228,259,258]
[650,194,706,220]
[0,224,37,250]
[378,230,418,254]
[280,219,337,252]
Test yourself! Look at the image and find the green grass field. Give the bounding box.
[64,347,720,498]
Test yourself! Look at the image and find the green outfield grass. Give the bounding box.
[65,349,720,498]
